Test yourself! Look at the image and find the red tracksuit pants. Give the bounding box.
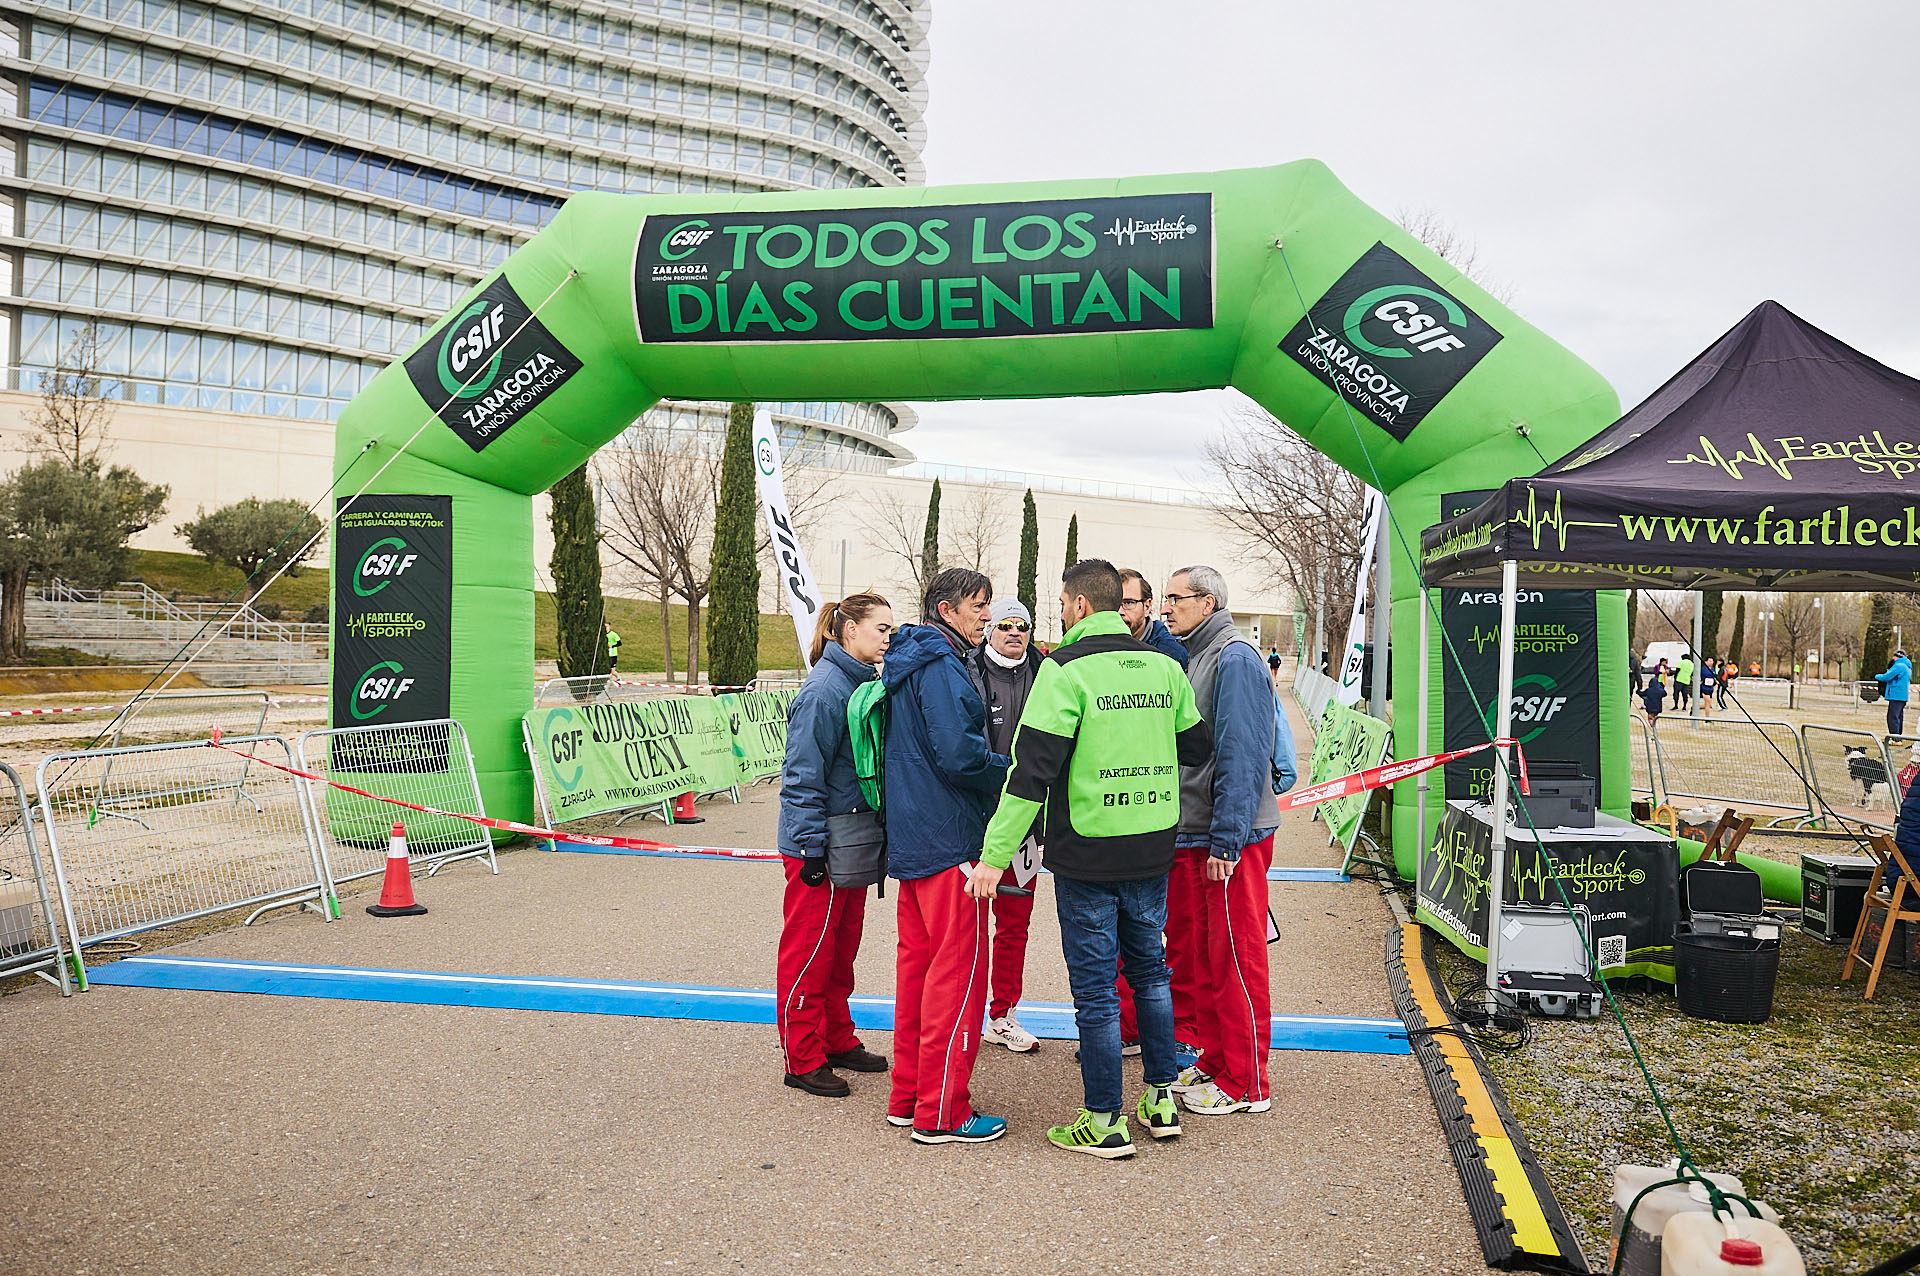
[889,866,991,1131]
[988,886,1035,1020]
[1190,832,1275,1103]
[1118,847,1207,1043]
[775,857,867,1075]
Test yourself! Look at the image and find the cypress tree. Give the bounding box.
[1063,513,1079,572]
[1699,589,1724,657]
[707,401,761,688]
[1017,488,1039,618]
[548,462,603,680]
[1862,594,1894,685]
[1728,595,1748,669]
[920,477,941,586]
[1626,589,1638,657]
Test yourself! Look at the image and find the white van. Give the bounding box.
[1640,641,1691,673]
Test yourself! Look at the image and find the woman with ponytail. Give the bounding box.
[775,592,895,1098]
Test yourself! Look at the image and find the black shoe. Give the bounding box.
[783,1066,850,1097]
[827,1046,889,1073]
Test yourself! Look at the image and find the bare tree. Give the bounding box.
[595,411,840,680]
[1770,592,1822,678]
[1396,206,1514,306]
[945,485,1010,577]
[1202,405,1368,660]
[33,321,121,470]
[856,486,937,606]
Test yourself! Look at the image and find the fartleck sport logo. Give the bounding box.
[404,275,582,453]
[1280,242,1502,441]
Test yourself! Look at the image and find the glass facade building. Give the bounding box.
[9,0,926,469]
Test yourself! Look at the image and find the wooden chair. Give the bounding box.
[1698,809,1754,863]
[1842,833,1920,999]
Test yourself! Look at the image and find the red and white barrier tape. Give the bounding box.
[205,730,780,860]
[1279,736,1528,812]
[1,694,327,718]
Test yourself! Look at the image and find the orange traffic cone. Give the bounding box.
[670,791,703,824]
[366,822,428,917]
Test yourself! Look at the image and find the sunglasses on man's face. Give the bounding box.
[995,620,1031,633]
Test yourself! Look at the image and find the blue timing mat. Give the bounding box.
[89,955,1408,1055]
[550,841,1349,883]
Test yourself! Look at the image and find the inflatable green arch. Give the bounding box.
[329,161,1627,873]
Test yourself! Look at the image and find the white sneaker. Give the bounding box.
[984,1014,1040,1053]
[1169,1064,1213,1093]
[1180,1081,1271,1115]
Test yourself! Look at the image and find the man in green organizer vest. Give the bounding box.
[967,558,1213,1159]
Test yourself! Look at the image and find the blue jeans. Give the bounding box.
[1053,872,1178,1114]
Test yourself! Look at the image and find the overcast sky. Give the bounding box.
[903,1,1920,488]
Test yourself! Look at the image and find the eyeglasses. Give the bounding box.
[994,620,1031,633]
[1120,597,1148,608]
[1162,591,1209,604]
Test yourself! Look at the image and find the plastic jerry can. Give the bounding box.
[1660,1211,1804,1274]
[1610,1164,1779,1276]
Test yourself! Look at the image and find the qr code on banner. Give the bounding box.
[1597,934,1627,970]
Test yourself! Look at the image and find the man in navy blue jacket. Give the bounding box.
[882,567,1012,1145]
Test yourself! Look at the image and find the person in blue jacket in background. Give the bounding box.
[881,567,1012,1145]
[1875,648,1912,737]
[775,593,896,1099]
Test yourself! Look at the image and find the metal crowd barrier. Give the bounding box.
[1629,715,1660,804]
[1292,666,1336,733]
[1798,723,1901,831]
[94,691,273,827]
[36,734,330,987]
[0,762,72,993]
[1651,716,1817,827]
[297,719,496,889]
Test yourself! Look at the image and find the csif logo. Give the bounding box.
[756,436,778,477]
[1341,286,1471,359]
[353,536,417,598]
[546,708,586,791]
[1509,673,1568,743]
[437,300,507,400]
[351,660,414,721]
[661,219,717,261]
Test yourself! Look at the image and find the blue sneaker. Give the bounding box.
[1174,1039,1204,1071]
[911,1113,1008,1145]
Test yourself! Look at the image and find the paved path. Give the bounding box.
[1,780,1497,1273]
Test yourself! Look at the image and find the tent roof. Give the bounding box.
[1421,301,1920,591]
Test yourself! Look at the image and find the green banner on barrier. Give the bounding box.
[1307,701,1395,855]
[716,689,797,780]
[526,696,742,823]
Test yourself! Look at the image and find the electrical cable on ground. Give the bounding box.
[1273,241,1761,1260]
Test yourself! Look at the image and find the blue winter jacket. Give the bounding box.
[1141,617,1189,669]
[1877,654,1913,703]
[776,642,876,860]
[1175,635,1281,860]
[880,623,1011,880]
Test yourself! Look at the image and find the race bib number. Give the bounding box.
[1013,836,1043,888]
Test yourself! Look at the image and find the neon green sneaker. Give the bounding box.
[1138,1084,1182,1139]
[1046,1109,1134,1159]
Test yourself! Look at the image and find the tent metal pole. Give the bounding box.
[1484,558,1520,997]
[1691,592,1704,720]
[1370,507,1391,720]
[1416,591,1431,864]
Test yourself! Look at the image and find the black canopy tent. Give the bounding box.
[1421,300,1920,593]
[1415,300,1920,992]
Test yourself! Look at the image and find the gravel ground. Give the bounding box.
[1431,895,1920,1274]
[0,777,1501,1274]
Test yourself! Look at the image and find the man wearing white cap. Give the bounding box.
[965,598,1047,1052]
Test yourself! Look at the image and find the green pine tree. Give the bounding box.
[1017,488,1039,618]
[1063,513,1079,571]
[920,477,941,587]
[707,401,761,688]
[1727,595,1748,669]
[547,462,604,680]
[1862,594,1894,685]
[1699,590,1724,657]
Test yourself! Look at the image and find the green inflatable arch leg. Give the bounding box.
[329,161,1621,840]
